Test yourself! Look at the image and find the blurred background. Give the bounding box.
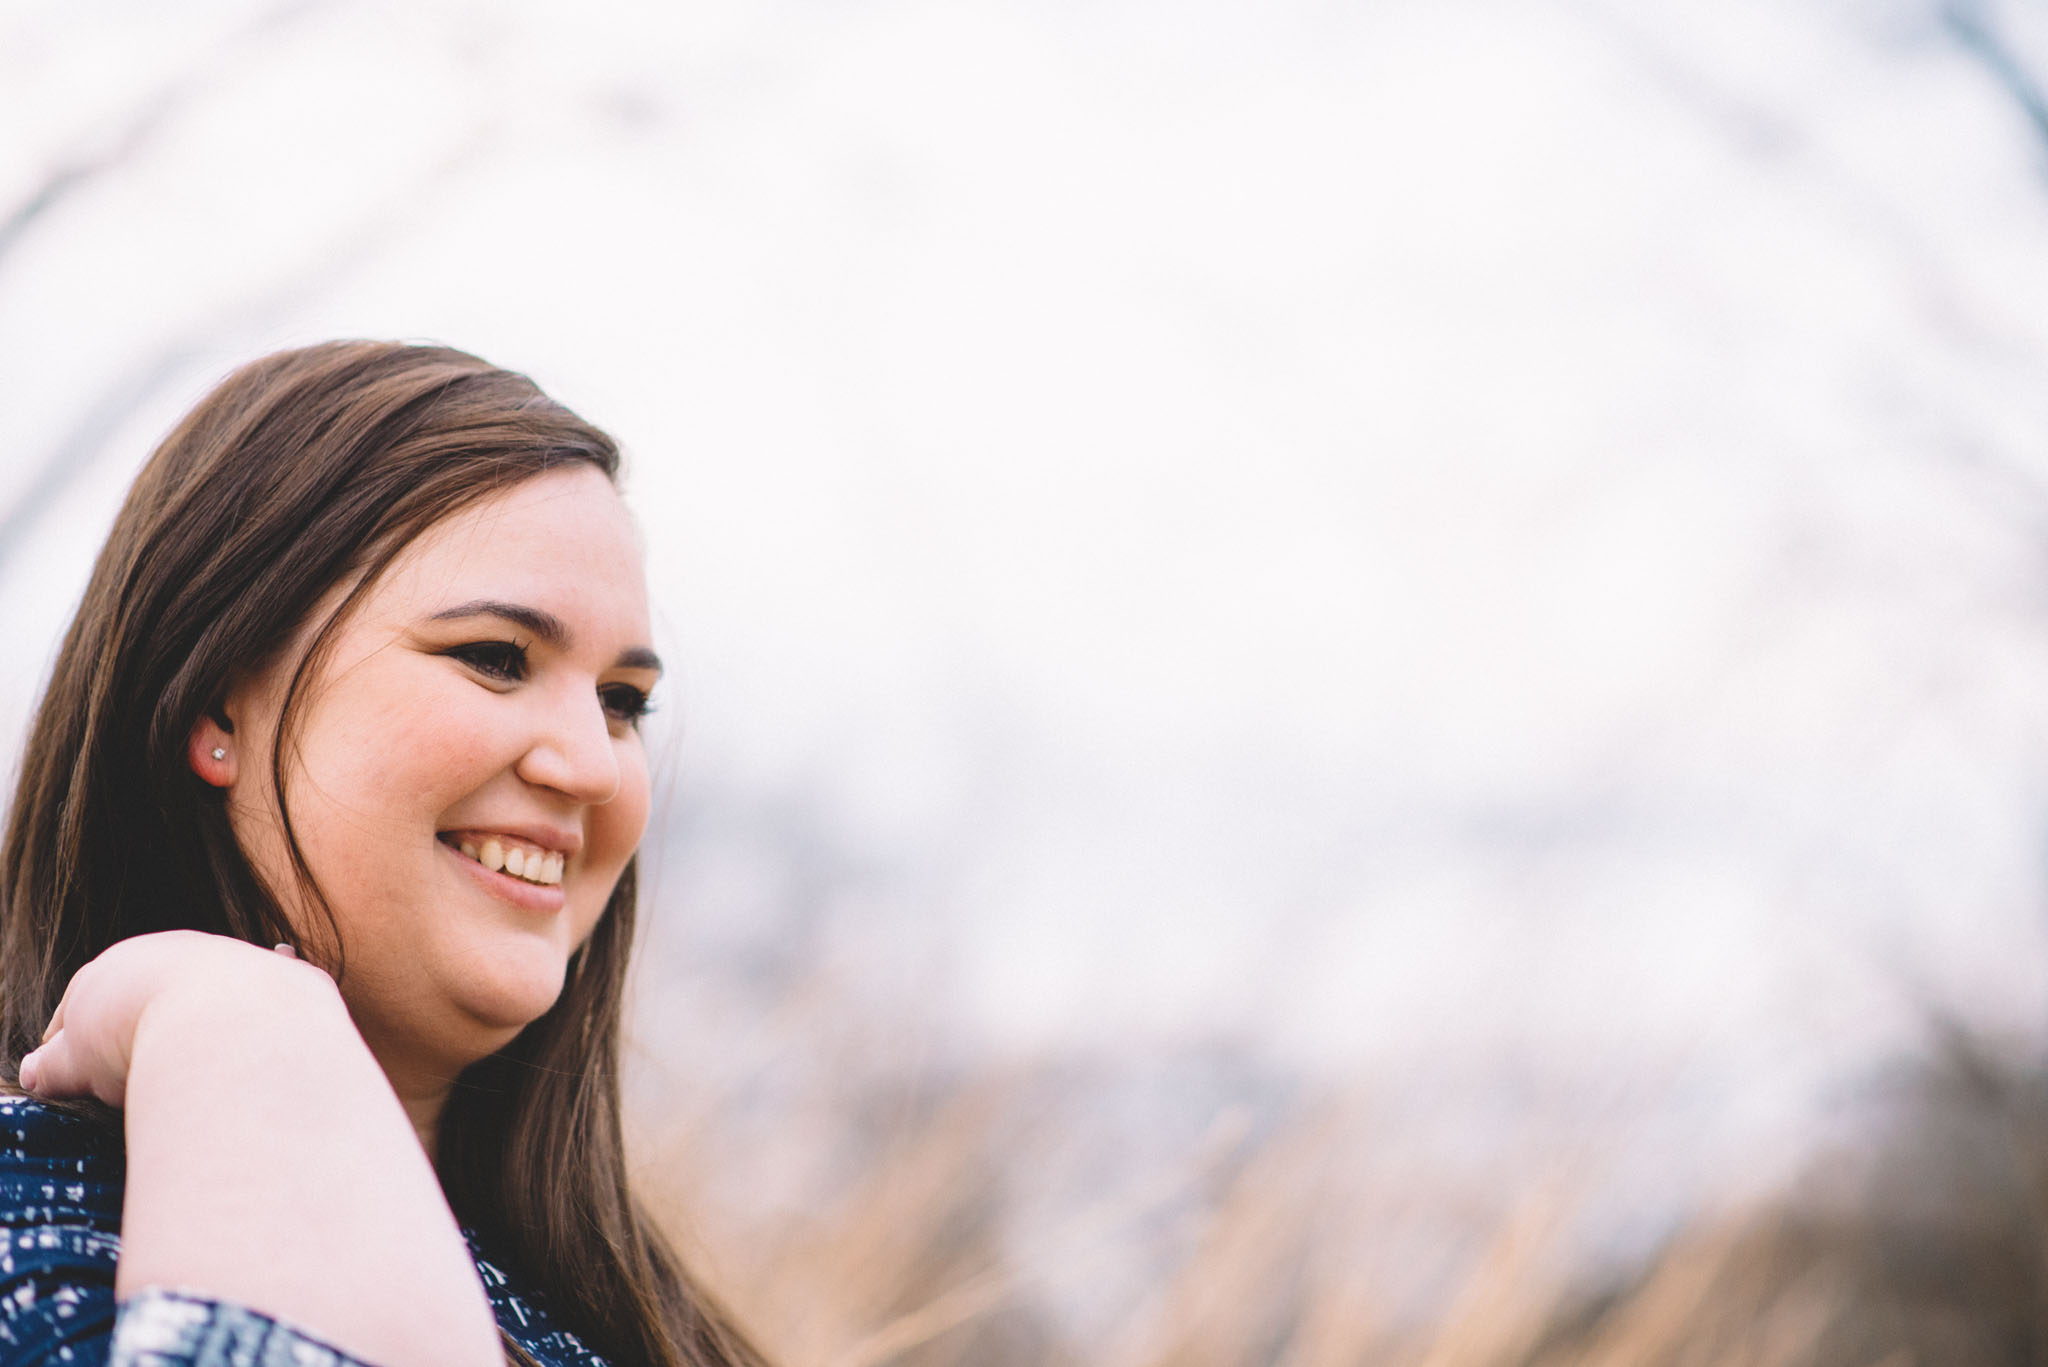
[8,1,2048,1362]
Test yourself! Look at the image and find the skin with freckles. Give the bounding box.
[191,464,659,1143]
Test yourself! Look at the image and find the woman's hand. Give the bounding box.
[19,931,322,1108]
[17,930,503,1367]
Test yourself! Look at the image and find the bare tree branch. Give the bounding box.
[1942,0,2048,161]
[0,0,339,273]
[0,87,182,268]
[0,123,496,577]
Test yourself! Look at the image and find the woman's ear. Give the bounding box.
[188,709,237,787]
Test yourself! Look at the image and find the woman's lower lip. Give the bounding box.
[439,839,567,912]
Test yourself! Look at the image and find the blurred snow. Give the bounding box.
[7,0,2048,1237]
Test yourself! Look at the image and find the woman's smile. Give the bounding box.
[436,836,568,912]
[438,830,574,887]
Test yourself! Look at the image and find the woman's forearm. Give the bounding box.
[114,967,501,1367]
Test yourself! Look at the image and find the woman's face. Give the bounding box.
[216,465,658,1080]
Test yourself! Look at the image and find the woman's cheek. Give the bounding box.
[612,742,652,846]
[576,748,649,927]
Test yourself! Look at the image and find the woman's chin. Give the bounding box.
[344,959,570,1072]
[449,968,570,1041]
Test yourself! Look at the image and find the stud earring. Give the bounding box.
[211,747,226,761]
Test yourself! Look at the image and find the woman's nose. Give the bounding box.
[516,689,622,804]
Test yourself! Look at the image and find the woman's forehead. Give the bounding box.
[373,468,650,630]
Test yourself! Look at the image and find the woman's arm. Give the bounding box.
[20,933,502,1367]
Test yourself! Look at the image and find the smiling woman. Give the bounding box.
[0,343,767,1367]
[206,466,660,1127]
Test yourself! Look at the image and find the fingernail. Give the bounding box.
[19,1050,40,1094]
[273,943,297,959]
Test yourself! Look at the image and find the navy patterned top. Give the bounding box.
[0,1095,609,1366]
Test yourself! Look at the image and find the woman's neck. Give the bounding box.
[358,1042,456,1156]
[396,1088,446,1155]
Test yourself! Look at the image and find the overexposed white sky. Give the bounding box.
[7,0,2048,1216]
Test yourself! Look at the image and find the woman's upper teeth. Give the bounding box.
[454,834,566,885]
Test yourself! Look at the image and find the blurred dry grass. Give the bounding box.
[630,1016,2048,1367]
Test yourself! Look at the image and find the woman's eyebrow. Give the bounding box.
[430,599,567,646]
[428,599,662,673]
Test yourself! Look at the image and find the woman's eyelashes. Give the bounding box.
[600,683,653,725]
[446,639,653,726]
[445,640,529,682]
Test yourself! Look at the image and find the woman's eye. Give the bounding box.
[446,641,529,682]
[600,683,653,725]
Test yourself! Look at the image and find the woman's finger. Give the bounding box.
[20,1027,120,1108]
[19,1029,60,1096]
[17,1043,42,1094]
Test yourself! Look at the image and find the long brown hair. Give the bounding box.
[0,341,766,1367]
